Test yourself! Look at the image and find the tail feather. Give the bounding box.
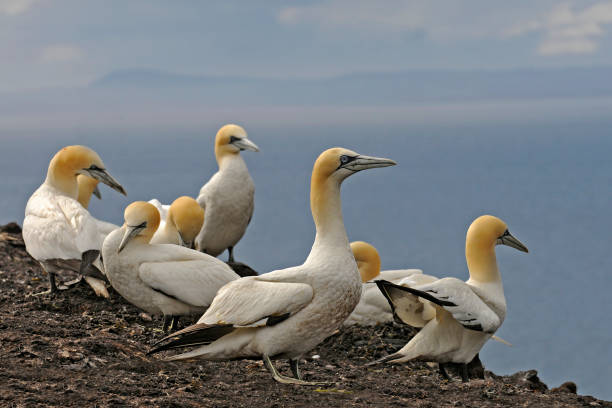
[365,352,404,366]
[148,323,234,355]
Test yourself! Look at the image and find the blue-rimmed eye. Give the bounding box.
[340,155,350,164]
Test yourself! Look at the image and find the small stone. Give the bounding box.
[139,312,153,321]
[311,355,320,360]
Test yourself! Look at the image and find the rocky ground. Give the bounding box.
[1,222,609,407]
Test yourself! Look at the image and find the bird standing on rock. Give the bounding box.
[373,215,528,382]
[148,147,396,385]
[195,124,258,263]
[23,145,126,297]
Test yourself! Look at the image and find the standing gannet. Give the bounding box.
[195,124,258,262]
[23,145,126,296]
[102,201,240,331]
[373,215,528,382]
[149,148,396,385]
[150,196,204,248]
[76,174,101,208]
[343,241,432,327]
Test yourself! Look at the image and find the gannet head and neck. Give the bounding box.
[350,241,381,282]
[164,196,205,248]
[118,201,161,253]
[308,148,396,258]
[465,215,528,283]
[76,175,102,208]
[213,124,259,169]
[45,145,126,199]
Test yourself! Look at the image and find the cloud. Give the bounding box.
[40,44,83,63]
[0,0,37,16]
[506,1,612,56]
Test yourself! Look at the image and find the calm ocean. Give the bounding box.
[1,119,611,399]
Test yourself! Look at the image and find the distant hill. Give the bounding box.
[89,67,612,105]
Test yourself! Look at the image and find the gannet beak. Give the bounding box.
[342,155,396,172]
[496,230,528,253]
[92,185,102,199]
[231,137,259,152]
[177,232,192,249]
[81,167,127,196]
[118,223,145,253]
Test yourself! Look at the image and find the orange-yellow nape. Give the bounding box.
[168,196,205,244]
[350,241,381,282]
[124,201,161,238]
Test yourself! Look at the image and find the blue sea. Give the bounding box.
[1,117,611,399]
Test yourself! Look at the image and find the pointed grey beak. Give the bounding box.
[496,231,529,253]
[118,224,145,253]
[82,168,127,196]
[231,137,259,152]
[92,185,102,200]
[342,155,397,172]
[177,232,192,248]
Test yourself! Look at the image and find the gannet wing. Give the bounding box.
[139,259,238,307]
[376,277,501,333]
[198,275,314,328]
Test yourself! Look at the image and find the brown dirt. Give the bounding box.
[1,223,609,407]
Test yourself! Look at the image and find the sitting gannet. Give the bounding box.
[76,174,101,208]
[150,196,204,249]
[373,215,528,382]
[102,201,240,331]
[23,145,126,296]
[148,148,396,385]
[195,124,258,263]
[343,241,431,327]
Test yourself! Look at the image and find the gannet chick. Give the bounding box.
[149,148,396,386]
[102,201,239,331]
[23,145,126,296]
[373,215,528,382]
[76,174,101,208]
[195,124,258,263]
[150,196,204,248]
[343,241,431,327]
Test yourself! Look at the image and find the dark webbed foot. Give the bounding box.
[439,363,451,381]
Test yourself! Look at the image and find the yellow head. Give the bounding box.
[46,145,126,198]
[76,175,100,208]
[310,147,396,226]
[350,241,381,282]
[167,196,205,248]
[465,215,528,281]
[214,124,259,165]
[118,201,161,252]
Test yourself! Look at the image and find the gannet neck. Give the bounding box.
[216,150,246,170]
[310,176,347,250]
[466,243,500,283]
[76,175,98,208]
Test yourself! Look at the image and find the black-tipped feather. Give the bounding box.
[375,279,457,308]
[148,323,234,355]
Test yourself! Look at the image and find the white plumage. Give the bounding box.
[150,148,396,385]
[374,215,528,381]
[195,124,258,262]
[102,201,239,329]
[23,145,126,297]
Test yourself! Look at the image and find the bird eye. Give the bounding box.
[89,164,104,171]
[340,155,349,164]
[229,136,240,144]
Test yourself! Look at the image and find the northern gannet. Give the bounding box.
[76,174,101,208]
[102,201,240,331]
[373,215,528,381]
[22,145,126,296]
[195,124,258,262]
[343,241,430,327]
[150,196,204,248]
[149,148,396,385]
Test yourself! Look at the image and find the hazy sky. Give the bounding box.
[2,0,612,91]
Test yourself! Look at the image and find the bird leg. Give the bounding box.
[162,315,172,332]
[262,355,326,386]
[227,246,235,263]
[439,363,451,381]
[460,363,469,383]
[290,359,302,380]
[30,265,59,296]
